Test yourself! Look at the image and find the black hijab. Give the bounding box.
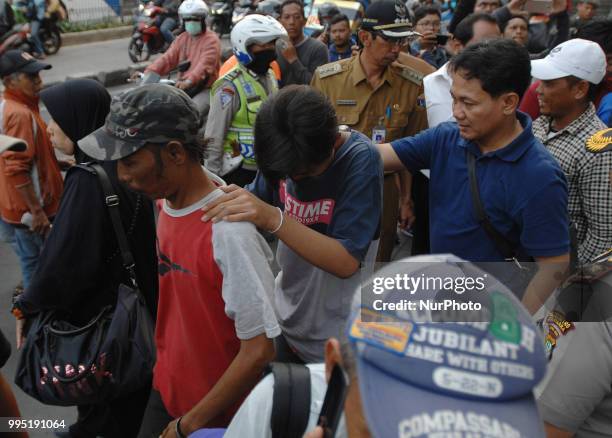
[41,79,111,163]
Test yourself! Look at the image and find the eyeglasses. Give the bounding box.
[371,31,410,47]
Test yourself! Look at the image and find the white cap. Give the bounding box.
[531,39,606,84]
[0,135,26,154]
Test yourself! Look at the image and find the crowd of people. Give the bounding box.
[0,0,611,436]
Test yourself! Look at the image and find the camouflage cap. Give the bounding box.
[78,84,202,161]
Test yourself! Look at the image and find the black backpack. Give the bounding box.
[269,362,312,438]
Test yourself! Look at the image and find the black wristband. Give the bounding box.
[175,416,186,438]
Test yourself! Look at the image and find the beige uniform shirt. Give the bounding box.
[310,54,428,143]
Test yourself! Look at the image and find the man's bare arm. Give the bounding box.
[522,254,570,315]
[376,142,406,172]
[173,334,275,435]
[15,183,50,235]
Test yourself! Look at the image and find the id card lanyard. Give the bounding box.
[372,106,392,144]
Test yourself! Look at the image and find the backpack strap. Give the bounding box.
[269,362,311,438]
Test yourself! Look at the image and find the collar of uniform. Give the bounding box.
[458,111,535,162]
[533,102,598,140]
[351,54,394,87]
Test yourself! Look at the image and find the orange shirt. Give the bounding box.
[219,55,282,81]
[0,90,63,224]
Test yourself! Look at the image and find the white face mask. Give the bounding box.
[185,21,202,36]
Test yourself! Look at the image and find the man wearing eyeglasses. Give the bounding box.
[311,0,429,263]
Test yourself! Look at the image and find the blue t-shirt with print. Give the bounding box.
[390,112,570,262]
[248,129,383,260]
[246,130,383,362]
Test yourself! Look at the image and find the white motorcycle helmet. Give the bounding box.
[178,0,209,20]
[231,14,287,66]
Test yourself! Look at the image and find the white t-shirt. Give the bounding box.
[224,363,348,438]
[423,62,454,128]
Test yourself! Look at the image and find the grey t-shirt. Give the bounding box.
[276,36,329,87]
[535,273,612,437]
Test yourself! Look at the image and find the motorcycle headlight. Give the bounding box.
[144,9,152,16]
[139,4,144,11]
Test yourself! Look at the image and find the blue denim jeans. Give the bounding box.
[0,217,18,254]
[158,17,177,44]
[13,227,44,290]
[30,19,44,55]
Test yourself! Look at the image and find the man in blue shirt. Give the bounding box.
[377,39,570,313]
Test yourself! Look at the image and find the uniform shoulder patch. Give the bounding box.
[316,62,344,79]
[586,128,612,153]
[397,65,424,86]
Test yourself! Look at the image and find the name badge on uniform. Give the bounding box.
[372,127,386,144]
[337,99,357,106]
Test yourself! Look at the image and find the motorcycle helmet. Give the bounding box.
[178,0,210,20]
[256,0,282,18]
[317,2,341,24]
[231,14,287,66]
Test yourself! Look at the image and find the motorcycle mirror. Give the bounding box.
[178,60,191,72]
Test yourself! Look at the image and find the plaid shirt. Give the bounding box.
[533,103,612,264]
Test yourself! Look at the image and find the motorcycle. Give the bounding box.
[232,0,256,27]
[130,60,194,90]
[6,1,60,56]
[209,0,233,36]
[0,23,35,55]
[40,15,62,55]
[128,1,166,63]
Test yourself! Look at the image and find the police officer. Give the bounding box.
[311,0,429,262]
[204,14,286,186]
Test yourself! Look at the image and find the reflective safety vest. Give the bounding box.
[211,64,277,169]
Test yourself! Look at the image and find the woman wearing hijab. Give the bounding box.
[12,79,158,438]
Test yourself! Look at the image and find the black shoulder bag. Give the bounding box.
[15,163,156,406]
[466,151,537,298]
[269,362,311,438]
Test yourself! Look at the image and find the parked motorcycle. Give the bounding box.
[128,1,166,63]
[209,0,233,36]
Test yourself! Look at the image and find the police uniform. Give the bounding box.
[311,53,428,261]
[204,63,277,185]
